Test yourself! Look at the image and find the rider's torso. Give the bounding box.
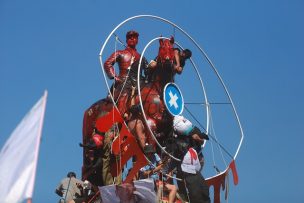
[116,48,140,79]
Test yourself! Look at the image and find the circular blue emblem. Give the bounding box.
[163,83,184,116]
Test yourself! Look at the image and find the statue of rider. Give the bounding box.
[104,30,148,114]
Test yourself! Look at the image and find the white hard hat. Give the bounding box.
[173,115,194,136]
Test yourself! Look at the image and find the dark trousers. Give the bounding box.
[177,169,210,203]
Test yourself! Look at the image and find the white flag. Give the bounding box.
[0,91,48,203]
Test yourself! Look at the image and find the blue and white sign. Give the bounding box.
[163,83,184,116]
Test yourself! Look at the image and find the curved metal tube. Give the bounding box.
[99,14,244,164]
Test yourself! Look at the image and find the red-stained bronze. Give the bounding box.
[206,160,239,203]
[95,107,148,183]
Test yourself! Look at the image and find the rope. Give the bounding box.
[111,34,138,183]
[114,56,134,103]
[112,35,117,104]
[172,26,176,39]
[184,105,234,159]
[209,132,217,173]
[162,173,183,182]
[184,102,231,105]
[117,124,123,183]
[113,37,119,183]
[160,149,164,201]
[111,34,134,104]
[183,177,191,203]
[113,33,126,48]
[209,107,228,168]
[184,101,231,174]
[63,177,72,203]
[184,105,206,132]
[112,37,124,184]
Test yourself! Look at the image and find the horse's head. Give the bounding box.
[157,36,175,65]
[148,36,175,90]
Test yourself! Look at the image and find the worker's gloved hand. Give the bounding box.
[55,189,63,197]
[79,142,96,149]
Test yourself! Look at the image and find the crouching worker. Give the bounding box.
[173,115,209,144]
[164,137,210,203]
[173,115,209,168]
[139,145,177,203]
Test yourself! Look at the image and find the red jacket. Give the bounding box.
[104,47,140,80]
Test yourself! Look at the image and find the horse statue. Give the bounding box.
[133,36,176,143]
[81,37,176,186]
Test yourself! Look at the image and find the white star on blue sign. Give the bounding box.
[163,83,184,116]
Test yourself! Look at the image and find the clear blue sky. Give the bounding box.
[1,0,303,202]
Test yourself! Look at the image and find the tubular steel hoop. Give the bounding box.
[99,14,244,165]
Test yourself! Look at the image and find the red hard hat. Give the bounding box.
[92,134,104,148]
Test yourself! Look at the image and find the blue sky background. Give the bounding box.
[1,0,304,202]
